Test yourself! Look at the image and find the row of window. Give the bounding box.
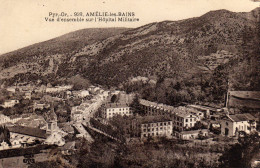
[173,126,182,130]
[142,131,171,137]
[173,122,183,126]
[108,111,132,115]
[143,126,171,132]
[142,122,171,127]
[143,106,169,113]
[173,115,195,121]
[107,107,130,112]
[185,118,196,122]
[185,123,193,127]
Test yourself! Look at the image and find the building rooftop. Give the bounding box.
[173,107,196,118]
[8,126,47,139]
[104,103,129,109]
[227,91,260,109]
[139,99,174,111]
[228,113,256,122]
[74,111,83,115]
[229,91,260,99]
[187,104,219,111]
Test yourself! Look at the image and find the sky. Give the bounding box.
[0,0,259,55]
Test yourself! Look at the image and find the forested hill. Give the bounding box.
[0,8,259,105]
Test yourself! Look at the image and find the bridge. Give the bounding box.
[73,123,94,142]
[82,122,122,143]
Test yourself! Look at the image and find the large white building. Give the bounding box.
[0,114,11,125]
[176,129,209,140]
[1,100,19,108]
[102,103,132,119]
[172,107,200,131]
[220,113,257,137]
[141,118,173,140]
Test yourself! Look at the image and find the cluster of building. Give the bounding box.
[98,92,258,142]
[0,84,112,152]
[71,87,110,123]
[0,110,66,151]
[1,83,259,153]
[137,99,207,140]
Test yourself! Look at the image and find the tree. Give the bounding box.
[130,95,143,115]
[0,126,11,145]
[110,94,119,103]
[219,132,260,168]
[68,75,91,90]
[193,121,207,130]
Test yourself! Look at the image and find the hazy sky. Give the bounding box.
[0,0,259,55]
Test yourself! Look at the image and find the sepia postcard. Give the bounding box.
[0,0,259,167]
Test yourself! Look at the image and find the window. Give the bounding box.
[190,118,192,122]
[160,123,163,126]
[48,123,52,129]
[186,119,188,122]
[164,123,166,126]
[143,129,146,132]
[144,134,146,137]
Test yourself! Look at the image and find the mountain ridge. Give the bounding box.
[0,8,259,103]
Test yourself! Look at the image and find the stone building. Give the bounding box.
[140,116,173,140]
[102,103,132,119]
[220,113,256,137]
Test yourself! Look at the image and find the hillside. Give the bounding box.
[71,9,259,88]
[0,28,128,79]
[0,8,259,104]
